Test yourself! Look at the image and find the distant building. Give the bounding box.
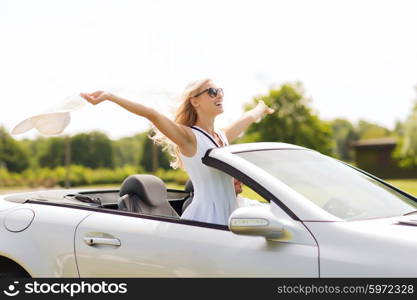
[351,138,416,179]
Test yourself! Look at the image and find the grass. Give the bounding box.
[0,186,53,195]
[386,179,417,197]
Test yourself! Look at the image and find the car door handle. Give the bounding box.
[83,237,121,247]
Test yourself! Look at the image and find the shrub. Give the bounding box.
[154,168,188,185]
[0,165,146,188]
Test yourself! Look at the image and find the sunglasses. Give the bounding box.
[192,87,224,98]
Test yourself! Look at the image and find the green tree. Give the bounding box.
[71,131,114,168]
[395,100,417,167]
[393,120,404,138]
[240,82,334,155]
[18,138,40,168]
[38,137,66,168]
[113,132,147,167]
[330,118,358,161]
[140,130,170,172]
[357,120,391,140]
[0,126,29,172]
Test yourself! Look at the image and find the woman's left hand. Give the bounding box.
[257,100,275,115]
[251,100,275,122]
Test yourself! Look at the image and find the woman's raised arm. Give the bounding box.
[80,91,194,152]
[221,100,274,143]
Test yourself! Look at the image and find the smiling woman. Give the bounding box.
[80,79,274,225]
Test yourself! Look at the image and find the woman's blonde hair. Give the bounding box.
[150,78,212,169]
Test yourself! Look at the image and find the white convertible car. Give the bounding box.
[1,142,417,278]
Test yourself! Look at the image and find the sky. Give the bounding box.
[1,0,416,140]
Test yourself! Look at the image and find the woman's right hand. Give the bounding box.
[80,91,113,105]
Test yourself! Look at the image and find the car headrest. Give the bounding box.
[185,179,194,193]
[119,174,167,207]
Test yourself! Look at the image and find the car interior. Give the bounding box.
[69,174,193,218]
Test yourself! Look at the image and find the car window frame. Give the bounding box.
[25,200,230,231]
[202,148,301,221]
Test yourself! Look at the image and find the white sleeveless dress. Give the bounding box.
[180,126,238,225]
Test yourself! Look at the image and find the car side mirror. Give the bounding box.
[228,206,284,240]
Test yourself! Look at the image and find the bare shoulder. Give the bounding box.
[178,124,195,142]
[177,124,197,157]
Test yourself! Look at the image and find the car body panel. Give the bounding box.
[0,195,21,211]
[4,208,35,232]
[74,202,318,277]
[0,202,92,277]
[305,217,417,277]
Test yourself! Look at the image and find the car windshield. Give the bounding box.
[235,149,417,221]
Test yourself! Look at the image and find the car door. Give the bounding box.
[74,204,318,277]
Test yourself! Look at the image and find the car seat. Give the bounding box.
[181,179,194,213]
[118,174,179,218]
